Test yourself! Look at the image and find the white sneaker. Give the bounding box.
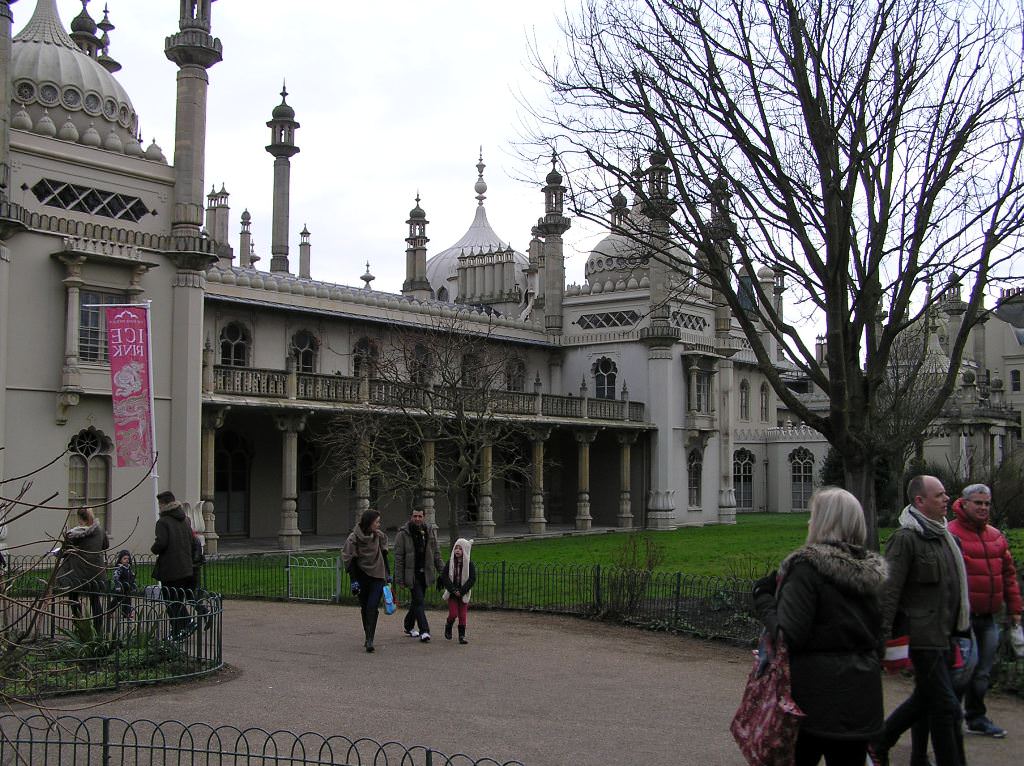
[406,629,420,638]
[420,632,431,642]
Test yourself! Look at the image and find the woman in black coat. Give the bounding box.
[752,487,888,766]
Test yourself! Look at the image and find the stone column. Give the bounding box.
[0,240,8,483]
[420,439,436,527]
[716,358,737,524]
[355,436,371,515]
[527,427,551,534]
[477,441,495,538]
[617,432,638,528]
[200,406,228,554]
[575,429,598,530]
[274,412,308,551]
[643,344,680,529]
[57,255,85,423]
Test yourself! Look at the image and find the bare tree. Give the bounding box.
[527,0,1024,544]
[318,314,535,547]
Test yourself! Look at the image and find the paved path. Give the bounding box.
[45,601,1023,765]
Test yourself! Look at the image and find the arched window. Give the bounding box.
[739,379,750,420]
[760,383,770,421]
[353,337,379,379]
[733,448,755,512]
[461,353,482,388]
[592,357,617,400]
[789,447,815,511]
[410,343,432,386]
[68,427,112,529]
[437,286,449,302]
[1012,369,1021,392]
[505,358,526,392]
[219,322,250,367]
[291,330,318,373]
[687,449,703,507]
[215,431,251,536]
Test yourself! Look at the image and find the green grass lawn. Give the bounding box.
[466,513,814,577]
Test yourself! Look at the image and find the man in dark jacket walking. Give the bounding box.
[949,483,1022,737]
[152,491,195,639]
[873,475,970,766]
[393,508,442,642]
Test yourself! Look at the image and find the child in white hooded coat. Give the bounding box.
[439,538,476,644]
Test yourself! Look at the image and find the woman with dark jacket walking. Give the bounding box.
[438,537,476,644]
[56,506,109,633]
[752,487,887,766]
[342,509,391,653]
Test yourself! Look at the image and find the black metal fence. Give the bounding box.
[0,586,222,698]
[0,714,524,765]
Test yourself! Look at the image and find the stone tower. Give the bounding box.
[266,85,299,274]
[537,152,570,336]
[402,195,431,301]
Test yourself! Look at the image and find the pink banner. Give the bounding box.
[106,306,155,468]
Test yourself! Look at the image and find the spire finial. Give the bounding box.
[361,261,376,290]
[551,149,558,171]
[474,148,488,206]
[280,80,288,102]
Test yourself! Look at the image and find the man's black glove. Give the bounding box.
[752,571,778,599]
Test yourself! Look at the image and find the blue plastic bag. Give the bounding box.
[382,584,397,615]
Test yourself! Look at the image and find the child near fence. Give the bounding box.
[439,538,476,644]
[110,549,137,620]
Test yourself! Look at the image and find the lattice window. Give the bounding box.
[68,427,112,529]
[291,330,318,373]
[461,353,481,388]
[733,449,755,511]
[592,357,618,400]
[220,323,250,367]
[1013,369,1021,392]
[789,447,815,511]
[575,311,640,330]
[688,449,703,507]
[690,371,712,413]
[410,344,432,386]
[79,289,127,362]
[31,178,150,222]
[670,311,709,332]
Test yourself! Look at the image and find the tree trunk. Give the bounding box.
[844,461,879,551]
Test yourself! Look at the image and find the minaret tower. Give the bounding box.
[164,0,222,238]
[266,84,300,274]
[403,195,432,301]
[536,151,570,336]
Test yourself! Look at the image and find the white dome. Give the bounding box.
[11,0,141,155]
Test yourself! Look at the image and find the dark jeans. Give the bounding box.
[68,588,104,633]
[879,649,964,766]
[795,731,867,766]
[403,573,429,634]
[964,614,1000,723]
[357,577,384,639]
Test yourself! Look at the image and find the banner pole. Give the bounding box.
[145,300,159,521]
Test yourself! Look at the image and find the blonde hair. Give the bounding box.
[806,487,866,546]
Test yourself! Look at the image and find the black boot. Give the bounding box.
[458,625,468,644]
[444,619,454,640]
[365,607,379,653]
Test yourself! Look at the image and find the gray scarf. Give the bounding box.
[898,505,970,633]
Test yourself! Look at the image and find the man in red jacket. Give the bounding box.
[949,483,1022,738]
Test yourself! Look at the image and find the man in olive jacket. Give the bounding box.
[152,491,195,639]
[393,508,443,642]
[873,475,970,766]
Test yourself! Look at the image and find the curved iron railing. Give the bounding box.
[0,714,524,766]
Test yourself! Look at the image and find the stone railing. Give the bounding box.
[210,367,646,423]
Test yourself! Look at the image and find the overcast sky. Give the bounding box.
[38,0,604,293]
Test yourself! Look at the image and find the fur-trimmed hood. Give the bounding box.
[779,542,887,596]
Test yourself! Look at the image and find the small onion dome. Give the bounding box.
[145,138,166,162]
[271,86,295,120]
[124,135,143,156]
[757,265,775,280]
[12,107,33,130]
[36,109,56,136]
[649,149,667,166]
[103,127,123,152]
[80,122,101,146]
[58,117,80,141]
[546,167,562,185]
[70,3,98,35]
[241,209,252,223]
[409,195,426,220]
[611,189,627,208]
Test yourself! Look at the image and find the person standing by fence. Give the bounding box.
[152,491,197,640]
[751,487,887,765]
[949,483,1021,737]
[394,508,442,642]
[56,506,109,634]
[343,510,391,653]
[439,538,476,645]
